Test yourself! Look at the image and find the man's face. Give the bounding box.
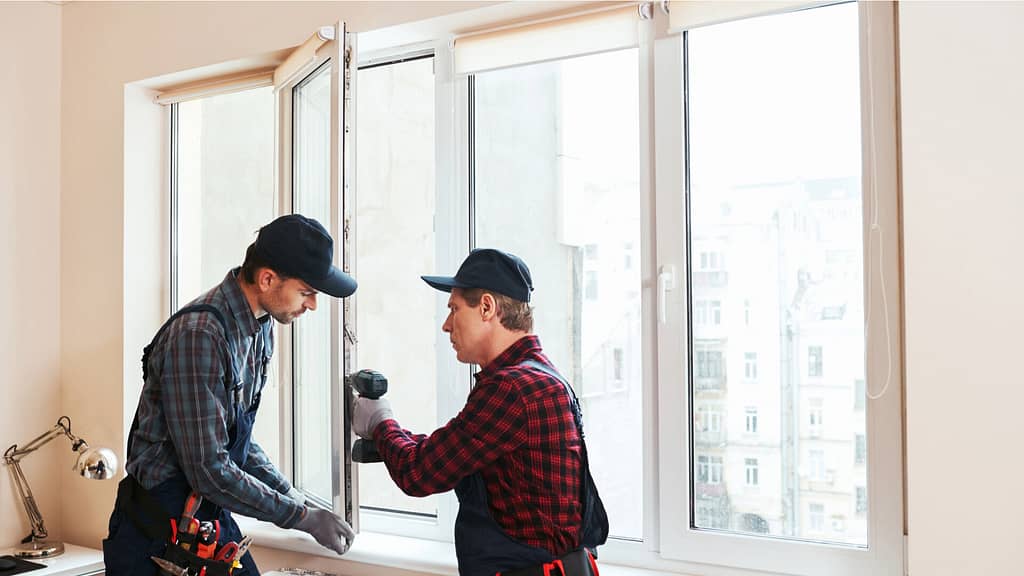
[261,274,319,324]
[443,289,488,365]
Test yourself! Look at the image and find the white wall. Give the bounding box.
[900,2,1024,575]
[0,1,63,551]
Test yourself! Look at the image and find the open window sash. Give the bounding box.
[273,21,357,528]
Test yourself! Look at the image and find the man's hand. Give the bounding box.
[352,396,393,438]
[293,507,354,555]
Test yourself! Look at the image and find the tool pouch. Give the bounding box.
[160,544,233,576]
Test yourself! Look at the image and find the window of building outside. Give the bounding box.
[745,407,758,434]
[854,378,866,410]
[809,398,824,437]
[809,503,825,532]
[695,300,708,324]
[474,46,643,540]
[696,404,724,447]
[745,458,759,486]
[855,486,867,515]
[710,300,722,324]
[809,449,825,481]
[808,345,824,378]
[744,352,758,380]
[854,434,866,464]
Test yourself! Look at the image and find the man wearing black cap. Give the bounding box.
[104,214,356,576]
[352,248,608,576]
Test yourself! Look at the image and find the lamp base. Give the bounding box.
[13,539,64,558]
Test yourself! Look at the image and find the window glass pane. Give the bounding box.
[292,61,335,505]
[174,87,281,465]
[355,56,438,516]
[475,48,642,540]
[687,3,866,545]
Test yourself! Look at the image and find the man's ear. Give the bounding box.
[479,293,498,322]
[255,268,277,292]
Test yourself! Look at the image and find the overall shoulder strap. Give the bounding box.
[140,304,231,379]
[519,359,609,551]
[520,359,584,436]
[128,304,237,460]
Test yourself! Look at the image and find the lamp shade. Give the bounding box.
[74,447,118,480]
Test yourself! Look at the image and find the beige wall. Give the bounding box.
[900,2,1024,575]
[58,0,489,552]
[4,0,1021,572]
[0,1,63,551]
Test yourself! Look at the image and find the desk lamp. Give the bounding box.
[3,416,118,558]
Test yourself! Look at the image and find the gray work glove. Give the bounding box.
[352,396,393,439]
[293,506,355,555]
[285,485,306,506]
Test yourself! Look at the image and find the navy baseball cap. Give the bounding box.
[422,248,533,302]
[253,214,357,298]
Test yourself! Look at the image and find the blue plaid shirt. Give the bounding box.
[127,268,303,528]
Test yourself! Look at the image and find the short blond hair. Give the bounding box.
[459,288,534,332]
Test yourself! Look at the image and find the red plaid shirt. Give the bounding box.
[374,335,583,555]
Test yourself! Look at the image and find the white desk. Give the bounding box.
[0,544,103,576]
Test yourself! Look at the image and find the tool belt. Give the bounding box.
[161,544,232,576]
[117,475,235,576]
[501,549,599,576]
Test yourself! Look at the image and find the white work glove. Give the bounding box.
[293,506,355,555]
[352,396,393,439]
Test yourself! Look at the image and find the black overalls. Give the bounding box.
[453,360,609,576]
[103,305,266,576]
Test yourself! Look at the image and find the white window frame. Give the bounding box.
[181,2,905,575]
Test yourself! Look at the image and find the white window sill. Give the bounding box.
[235,517,684,576]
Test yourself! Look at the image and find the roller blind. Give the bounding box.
[667,0,829,31]
[272,25,335,88]
[153,26,333,105]
[154,71,274,105]
[452,3,645,75]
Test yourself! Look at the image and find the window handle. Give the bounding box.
[658,265,675,324]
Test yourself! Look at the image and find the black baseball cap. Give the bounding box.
[422,248,533,302]
[253,214,357,298]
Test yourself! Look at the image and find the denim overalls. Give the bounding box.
[103,304,267,576]
[453,360,608,576]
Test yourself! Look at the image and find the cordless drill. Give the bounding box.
[348,369,388,463]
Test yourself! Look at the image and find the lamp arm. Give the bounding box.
[6,458,49,540]
[2,417,83,543]
[3,417,81,463]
